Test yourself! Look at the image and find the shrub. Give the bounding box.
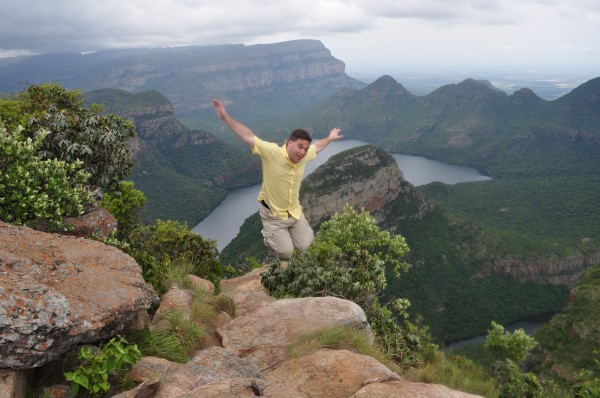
[64,336,141,395]
[1,83,135,190]
[126,220,222,293]
[485,321,537,363]
[261,205,430,368]
[100,180,147,239]
[0,123,91,227]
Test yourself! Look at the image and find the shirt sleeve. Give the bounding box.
[252,137,277,157]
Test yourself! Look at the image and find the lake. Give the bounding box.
[193,140,491,250]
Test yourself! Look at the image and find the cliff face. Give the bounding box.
[481,252,600,288]
[94,40,355,93]
[301,145,430,227]
[302,145,436,228]
[84,89,260,224]
[0,40,365,124]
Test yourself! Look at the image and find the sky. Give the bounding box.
[1,0,599,78]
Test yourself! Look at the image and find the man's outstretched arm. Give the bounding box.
[313,128,343,153]
[212,99,256,148]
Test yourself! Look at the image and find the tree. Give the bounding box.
[0,83,135,190]
[485,321,537,364]
[261,205,428,367]
[0,122,91,226]
[485,321,542,397]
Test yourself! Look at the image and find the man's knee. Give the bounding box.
[294,234,314,253]
[263,232,294,259]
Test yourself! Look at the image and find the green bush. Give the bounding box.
[0,83,135,190]
[125,220,221,294]
[262,205,410,306]
[485,321,537,363]
[492,359,543,398]
[0,123,91,227]
[261,205,430,368]
[100,180,147,238]
[64,336,141,396]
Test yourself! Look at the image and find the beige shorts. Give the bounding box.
[258,203,314,259]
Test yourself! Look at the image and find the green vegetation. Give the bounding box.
[0,83,135,190]
[483,322,544,397]
[532,263,600,391]
[0,123,91,227]
[117,219,222,295]
[128,287,236,363]
[411,351,499,397]
[100,180,146,238]
[261,206,428,369]
[64,336,141,395]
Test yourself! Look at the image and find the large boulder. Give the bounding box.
[0,222,158,369]
[217,296,372,371]
[262,348,401,397]
[130,347,265,398]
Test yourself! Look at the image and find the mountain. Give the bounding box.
[0,40,365,130]
[282,75,600,176]
[84,89,261,224]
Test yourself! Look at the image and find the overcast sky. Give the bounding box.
[1,0,598,77]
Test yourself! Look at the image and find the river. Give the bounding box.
[193,140,491,250]
[444,311,555,350]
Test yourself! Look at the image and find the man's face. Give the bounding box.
[286,139,311,163]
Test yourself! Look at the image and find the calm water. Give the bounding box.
[193,140,491,250]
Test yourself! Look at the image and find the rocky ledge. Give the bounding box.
[0,223,481,397]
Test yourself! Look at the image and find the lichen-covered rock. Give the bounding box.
[130,347,264,398]
[0,222,158,369]
[217,296,372,371]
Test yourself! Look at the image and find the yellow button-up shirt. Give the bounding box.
[253,137,317,220]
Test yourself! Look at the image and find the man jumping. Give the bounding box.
[212,99,343,258]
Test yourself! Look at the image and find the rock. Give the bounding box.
[351,380,484,397]
[151,284,195,324]
[0,369,27,398]
[0,222,158,369]
[41,384,74,398]
[130,347,264,398]
[262,348,401,398]
[302,145,434,227]
[219,266,274,317]
[218,296,373,370]
[109,378,161,398]
[176,378,267,398]
[62,207,118,239]
[186,274,215,293]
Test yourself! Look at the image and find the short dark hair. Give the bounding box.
[288,129,312,143]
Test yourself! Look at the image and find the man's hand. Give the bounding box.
[212,99,227,121]
[211,99,256,148]
[328,128,343,141]
[314,127,343,153]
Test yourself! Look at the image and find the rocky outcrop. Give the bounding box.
[0,222,158,369]
[480,252,600,288]
[125,267,482,398]
[302,145,434,227]
[0,236,482,397]
[218,296,373,371]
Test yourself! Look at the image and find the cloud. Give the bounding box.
[0,0,598,72]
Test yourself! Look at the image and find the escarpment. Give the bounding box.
[301,145,434,227]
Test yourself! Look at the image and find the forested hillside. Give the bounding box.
[84,89,262,224]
